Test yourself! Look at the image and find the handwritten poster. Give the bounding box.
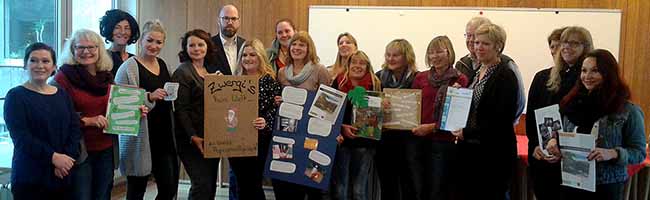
[105,84,144,136]
[204,75,259,158]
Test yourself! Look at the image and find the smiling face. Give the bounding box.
[241,46,260,74]
[112,20,132,46]
[348,55,368,80]
[276,21,295,48]
[290,40,308,61]
[465,24,478,55]
[384,47,406,71]
[337,36,356,58]
[186,36,207,62]
[26,49,55,82]
[73,38,99,66]
[141,31,165,57]
[473,34,499,64]
[427,47,449,70]
[581,57,603,91]
[561,34,586,65]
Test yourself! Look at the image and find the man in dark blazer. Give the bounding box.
[211,4,245,75]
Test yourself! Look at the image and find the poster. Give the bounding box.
[352,91,383,140]
[382,89,421,130]
[105,84,145,136]
[534,104,563,156]
[308,85,346,124]
[203,75,259,158]
[559,127,597,192]
[264,86,347,190]
[439,87,473,131]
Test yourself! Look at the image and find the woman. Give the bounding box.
[327,32,358,79]
[374,39,421,200]
[99,9,140,75]
[330,50,381,200]
[526,26,592,200]
[53,29,117,200]
[411,36,468,200]
[553,49,646,200]
[267,18,297,72]
[230,39,281,200]
[4,43,81,200]
[451,24,519,200]
[115,20,178,200]
[172,29,222,200]
[273,31,330,200]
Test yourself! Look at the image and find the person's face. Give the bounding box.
[219,7,240,37]
[549,40,560,59]
[385,47,406,71]
[26,49,55,82]
[465,24,478,54]
[186,36,207,61]
[427,47,449,70]
[290,40,308,61]
[73,39,99,66]
[338,36,356,58]
[141,31,164,57]
[580,57,603,91]
[348,55,368,80]
[561,34,585,65]
[276,22,295,48]
[112,20,132,46]
[241,46,260,74]
[473,34,499,63]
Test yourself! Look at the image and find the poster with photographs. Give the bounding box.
[382,89,422,130]
[559,130,596,192]
[352,91,383,140]
[203,75,259,158]
[105,84,145,136]
[264,86,347,190]
[534,104,563,156]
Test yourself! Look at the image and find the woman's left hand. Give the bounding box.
[140,105,149,118]
[253,117,266,130]
[588,148,618,162]
[412,123,435,136]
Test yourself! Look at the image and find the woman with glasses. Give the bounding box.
[267,18,297,73]
[99,9,140,76]
[53,29,119,200]
[526,26,592,200]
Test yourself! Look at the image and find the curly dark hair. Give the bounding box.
[178,29,217,68]
[99,9,140,44]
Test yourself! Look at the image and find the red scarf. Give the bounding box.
[337,72,373,93]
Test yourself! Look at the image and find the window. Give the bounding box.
[1,0,57,67]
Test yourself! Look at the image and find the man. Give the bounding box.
[454,16,526,124]
[211,4,245,75]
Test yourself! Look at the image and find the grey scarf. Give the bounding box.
[285,61,315,85]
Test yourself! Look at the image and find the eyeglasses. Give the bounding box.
[561,41,583,48]
[220,16,239,22]
[74,45,98,52]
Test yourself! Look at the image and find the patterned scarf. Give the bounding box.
[379,68,413,89]
[429,66,461,125]
[467,64,498,128]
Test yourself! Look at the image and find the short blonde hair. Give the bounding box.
[382,39,417,73]
[235,39,276,79]
[425,36,456,68]
[466,17,492,30]
[287,31,320,65]
[475,23,507,54]
[59,29,113,72]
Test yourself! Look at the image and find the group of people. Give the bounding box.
[4,3,646,200]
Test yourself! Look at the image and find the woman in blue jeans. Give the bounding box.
[549,49,646,200]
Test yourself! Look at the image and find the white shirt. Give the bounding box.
[220,34,238,74]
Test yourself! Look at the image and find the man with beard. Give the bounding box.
[211,4,246,75]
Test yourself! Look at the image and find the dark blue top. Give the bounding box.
[4,86,81,189]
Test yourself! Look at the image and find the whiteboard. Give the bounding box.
[309,6,621,103]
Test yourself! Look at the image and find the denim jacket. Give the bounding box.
[563,102,646,184]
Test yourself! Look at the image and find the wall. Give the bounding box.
[139,0,650,136]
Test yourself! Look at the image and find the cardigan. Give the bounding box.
[172,61,208,144]
[114,56,159,176]
[277,63,331,91]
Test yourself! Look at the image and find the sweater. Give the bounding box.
[277,63,331,91]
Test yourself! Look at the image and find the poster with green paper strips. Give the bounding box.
[350,89,383,140]
[105,84,145,136]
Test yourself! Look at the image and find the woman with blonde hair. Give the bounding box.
[327,32,358,79]
[230,39,281,200]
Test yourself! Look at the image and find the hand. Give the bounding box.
[341,124,358,139]
[381,99,392,110]
[54,167,69,179]
[52,152,75,172]
[253,117,266,130]
[533,146,560,163]
[140,105,149,118]
[588,148,618,162]
[336,135,344,144]
[546,138,561,157]
[451,129,464,141]
[148,89,168,101]
[191,136,205,155]
[412,123,435,137]
[274,96,283,105]
[82,115,108,128]
[451,82,462,88]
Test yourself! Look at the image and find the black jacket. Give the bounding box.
[210,34,246,75]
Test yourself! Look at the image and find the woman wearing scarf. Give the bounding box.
[273,31,330,200]
[52,29,118,200]
[330,50,381,200]
[411,36,468,200]
[552,49,646,200]
[374,39,421,200]
[267,18,296,73]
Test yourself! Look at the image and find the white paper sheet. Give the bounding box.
[534,104,563,156]
[164,82,179,101]
[279,103,304,119]
[439,87,473,131]
[282,86,308,105]
[308,85,347,124]
[307,117,332,137]
[559,127,597,192]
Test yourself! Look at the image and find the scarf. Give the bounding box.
[285,61,315,86]
[59,64,113,96]
[562,89,606,134]
[337,72,375,93]
[379,68,413,89]
[429,66,461,125]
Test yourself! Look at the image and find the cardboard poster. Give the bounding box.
[382,88,421,130]
[264,86,347,190]
[203,75,259,158]
[105,84,145,136]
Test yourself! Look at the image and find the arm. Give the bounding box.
[259,76,282,132]
[525,71,547,154]
[172,67,199,139]
[4,90,55,166]
[317,65,332,86]
[62,93,81,159]
[616,104,647,165]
